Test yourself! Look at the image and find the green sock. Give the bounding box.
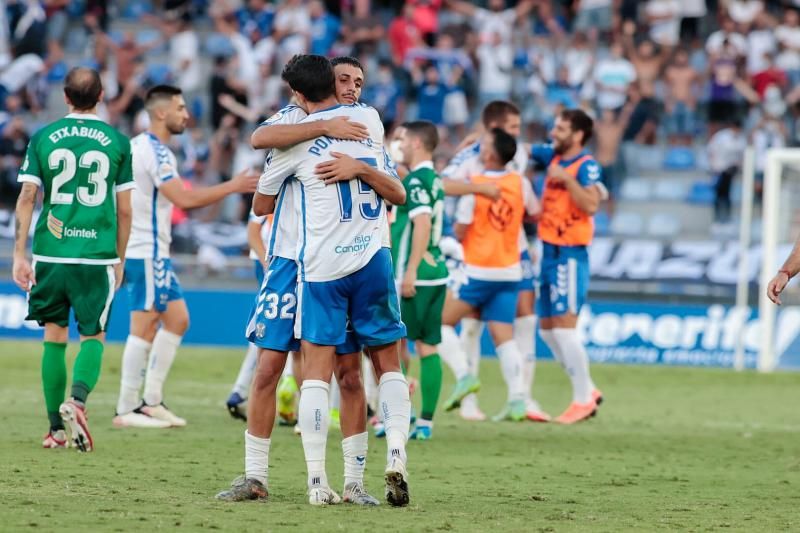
[420,354,443,421]
[42,342,67,431]
[71,339,104,404]
[400,359,408,376]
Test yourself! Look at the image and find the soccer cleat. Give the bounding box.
[139,403,187,427]
[342,482,380,506]
[308,486,342,506]
[443,374,481,411]
[329,408,341,431]
[112,411,172,429]
[409,406,417,427]
[384,456,410,507]
[592,389,604,406]
[59,400,93,452]
[373,422,386,438]
[491,400,527,422]
[215,476,269,502]
[276,375,298,424]
[555,402,597,425]
[409,425,432,440]
[459,395,486,421]
[226,392,248,422]
[525,399,552,423]
[42,429,67,449]
[293,423,301,436]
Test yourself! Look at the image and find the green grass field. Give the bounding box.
[2,340,800,532]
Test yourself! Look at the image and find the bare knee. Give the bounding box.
[251,351,285,393]
[338,367,363,393]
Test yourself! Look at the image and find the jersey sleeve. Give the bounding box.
[405,175,433,219]
[115,136,136,192]
[530,143,555,168]
[577,158,608,200]
[259,105,307,127]
[455,194,476,225]
[441,145,477,181]
[258,146,297,195]
[521,176,540,216]
[143,141,178,188]
[17,136,43,187]
[380,147,400,179]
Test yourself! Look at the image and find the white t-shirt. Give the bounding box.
[678,0,707,17]
[707,128,746,173]
[579,0,612,10]
[775,25,800,70]
[727,1,763,26]
[564,47,594,86]
[0,53,44,92]
[646,0,681,47]
[258,104,397,282]
[746,30,777,74]
[170,30,201,94]
[472,8,516,44]
[593,58,636,110]
[477,42,513,94]
[127,132,180,259]
[706,31,748,57]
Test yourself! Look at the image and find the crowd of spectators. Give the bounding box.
[2,0,800,229]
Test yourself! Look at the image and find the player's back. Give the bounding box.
[288,104,394,282]
[20,113,133,264]
[127,132,180,259]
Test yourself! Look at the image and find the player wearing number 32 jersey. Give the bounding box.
[13,68,134,452]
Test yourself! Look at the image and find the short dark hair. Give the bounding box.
[489,127,517,166]
[331,56,364,72]
[281,54,335,103]
[402,121,439,152]
[144,85,183,110]
[64,67,103,111]
[559,108,594,145]
[481,100,520,128]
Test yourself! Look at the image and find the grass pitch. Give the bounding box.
[1,340,799,532]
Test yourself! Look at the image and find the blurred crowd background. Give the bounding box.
[1,0,798,274]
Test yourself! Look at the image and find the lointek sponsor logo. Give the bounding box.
[335,234,372,254]
[47,212,97,240]
[578,304,800,356]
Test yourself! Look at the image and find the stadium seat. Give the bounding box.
[205,33,236,58]
[594,211,610,235]
[609,211,643,236]
[619,178,651,202]
[46,62,68,83]
[647,212,682,237]
[663,147,696,170]
[687,181,715,205]
[145,64,172,85]
[652,178,689,201]
[121,0,155,20]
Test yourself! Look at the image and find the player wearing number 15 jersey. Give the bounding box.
[13,68,135,452]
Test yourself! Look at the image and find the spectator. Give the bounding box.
[746,13,776,76]
[210,55,248,130]
[775,9,800,85]
[628,39,664,91]
[444,65,469,139]
[364,60,404,131]
[678,0,707,42]
[7,0,47,58]
[645,0,682,49]
[309,0,340,57]
[0,53,45,109]
[414,63,449,126]
[595,100,636,213]
[752,109,787,189]
[388,4,422,65]
[408,0,442,40]
[447,0,535,45]
[563,32,594,89]
[0,115,28,206]
[593,41,636,112]
[341,2,383,57]
[664,48,699,145]
[706,17,748,59]
[707,120,746,223]
[476,32,514,107]
[751,55,788,100]
[572,0,613,42]
[273,0,311,64]
[236,0,275,41]
[167,13,202,100]
[726,0,764,31]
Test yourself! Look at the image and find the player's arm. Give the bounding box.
[445,0,478,17]
[159,168,258,210]
[253,146,297,216]
[453,194,475,241]
[12,182,38,291]
[248,217,268,268]
[115,188,133,288]
[548,162,606,215]
[251,117,369,150]
[315,152,406,205]
[443,179,500,200]
[401,212,432,298]
[767,238,800,305]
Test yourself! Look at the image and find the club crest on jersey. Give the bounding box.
[488,197,514,231]
[255,322,266,339]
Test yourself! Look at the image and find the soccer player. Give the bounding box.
[217,56,405,506]
[13,67,134,451]
[532,108,605,424]
[441,101,546,422]
[391,121,447,441]
[254,55,410,507]
[439,128,540,421]
[225,210,273,421]
[113,85,258,429]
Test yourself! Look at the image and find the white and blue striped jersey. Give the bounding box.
[127,132,179,259]
[442,139,530,181]
[248,209,273,260]
[258,103,397,282]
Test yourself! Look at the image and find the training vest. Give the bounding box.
[462,171,525,281]
[538,155,595,246]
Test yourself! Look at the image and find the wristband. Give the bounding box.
[779,269,793,279]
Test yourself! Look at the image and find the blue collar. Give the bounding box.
[309,103,348,115]
[559,150,588,165]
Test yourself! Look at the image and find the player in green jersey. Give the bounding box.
[390,121,448,440]
[12,67,134,452]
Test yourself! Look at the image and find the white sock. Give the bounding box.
[540,329,562,365]
[299,380,330,488]
[514,315,538,400]
[282,351,294,378]
[438,325,469,379]
[342,431,368,487]
[143,329,182,406]
[232,344,259,398]
[379,371,410,465]
[551,328,593,404]
[459,318,482,407]
[496,340,525,402]
[244,430,270,485]
[117,335,151,415]
[329,376,341,411]
[363,354,378,412]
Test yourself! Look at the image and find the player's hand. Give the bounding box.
[323,117,369,141]
[12,256,35,292]
[767,271,790,305]
[401,271,417,298]
[231,168,259,193]
[475,182,501,200]
[547,165,571,185]
[114,262,125,290]
[316,152,363,185]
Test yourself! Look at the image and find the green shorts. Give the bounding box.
[401,284,446,346]
[27,262,117,336]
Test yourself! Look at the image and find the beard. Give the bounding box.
[167,120,187,135]
[553,139,571,154]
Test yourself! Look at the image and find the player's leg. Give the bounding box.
[276,351,299,426]
[26,261,70,448]
[483,283,528,422]
[226,343,259,421]
[458,311,484,421]
[440,284,484,411]
[515,289,549,422]
[408,284,445,440]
